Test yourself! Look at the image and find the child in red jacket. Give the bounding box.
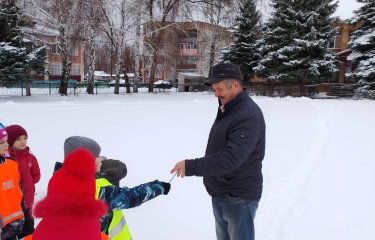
[33,148,107,240]
[5,124,41,238]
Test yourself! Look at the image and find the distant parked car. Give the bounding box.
[153,80,173,89]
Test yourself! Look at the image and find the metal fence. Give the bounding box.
[0,80,180,97]
[1,81,108,96]
[1,80,368,99]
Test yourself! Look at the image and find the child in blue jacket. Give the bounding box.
[97,159,170,239]
[55,136,170,239]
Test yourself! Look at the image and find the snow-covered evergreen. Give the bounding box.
[255,0,338,83]
[222,0,261,84]
[348,0,375,90]
[0,0,46,87]
[0,0,23,46]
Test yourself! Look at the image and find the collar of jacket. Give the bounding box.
[218,91,248,116]
[9,146,30,157]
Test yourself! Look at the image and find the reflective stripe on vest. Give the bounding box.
[0,159,24,225]
[2,210,24,223]
[96,178,132,240]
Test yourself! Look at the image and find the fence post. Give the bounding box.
[49,82,51,95]
[95,83,98,95]
[21,80,24,96]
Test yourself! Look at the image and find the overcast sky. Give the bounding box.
[262,0,362,22]
[336,0,363,20]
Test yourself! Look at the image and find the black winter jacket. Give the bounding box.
[185,92,265,201]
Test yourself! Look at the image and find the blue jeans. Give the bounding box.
[212,195,258,240]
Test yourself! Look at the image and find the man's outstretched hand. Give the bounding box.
[170,160,186,177]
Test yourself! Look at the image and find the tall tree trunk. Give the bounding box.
[87,30,96,94]
[110,37,114,81]
[208,34,216,77]
[148,54,157,93]
[113,0,127,95]
[124,67,130,93]
[114,57,123,94]
[58,27,71,96]
[25,77,31,96]
[133,11,141,93]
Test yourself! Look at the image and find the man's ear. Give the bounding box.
[234,80,241,88]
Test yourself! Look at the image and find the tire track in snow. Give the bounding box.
[258,101,336,240]
[277,102,336,240]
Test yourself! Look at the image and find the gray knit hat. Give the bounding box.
[100,159,127,185]
[64,136,101,157]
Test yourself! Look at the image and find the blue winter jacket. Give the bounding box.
[185,92,266,201]
[97,180,166,234]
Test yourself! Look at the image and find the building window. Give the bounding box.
[71,64,81,75]
[49,44,78,55]
[50,44,60,54]
[71,45,78,56]
[178,43,199,57]
[147,70,162,78]
[179,59,197,65]
[328,35,341,49]
[155,69,162,78]
[177,69,198,74]
[345,65,352,74]
[179,43,197,50]
[49,63,62,75]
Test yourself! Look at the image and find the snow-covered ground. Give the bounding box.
[1,92,374,240]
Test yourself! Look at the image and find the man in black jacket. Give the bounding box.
[171,63,266,240]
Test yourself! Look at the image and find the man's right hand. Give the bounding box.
[170,160,186,177]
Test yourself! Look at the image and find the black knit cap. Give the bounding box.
[204,63,243,86]
[100,159,127,185]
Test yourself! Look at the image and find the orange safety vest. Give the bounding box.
[101,232,109,240]
[21,235,33,240]
[0,158,24,225]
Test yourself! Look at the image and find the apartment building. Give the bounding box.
[143,21,231,83]
[24,26,85,81]
[20,0,85,82]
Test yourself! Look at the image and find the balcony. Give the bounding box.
[178,49,198,57]
[176,64,197,70]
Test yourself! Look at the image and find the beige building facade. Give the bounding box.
[143,21,231,83]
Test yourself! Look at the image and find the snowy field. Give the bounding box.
[1,92,374,240]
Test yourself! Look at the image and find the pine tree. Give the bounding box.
[348,0,375,90]
[0,42,28,83]
[0,0,47,89]
[255,0,338,84]
[222,0,261,85]
[0,0,23,45]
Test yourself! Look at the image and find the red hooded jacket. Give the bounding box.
[33,149,107,240]
[8,146,41,209]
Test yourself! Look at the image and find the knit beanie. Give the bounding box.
[64,136,101,157]
[100,159,127,185]
[0,128,7,139]
[5,125,28,147]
